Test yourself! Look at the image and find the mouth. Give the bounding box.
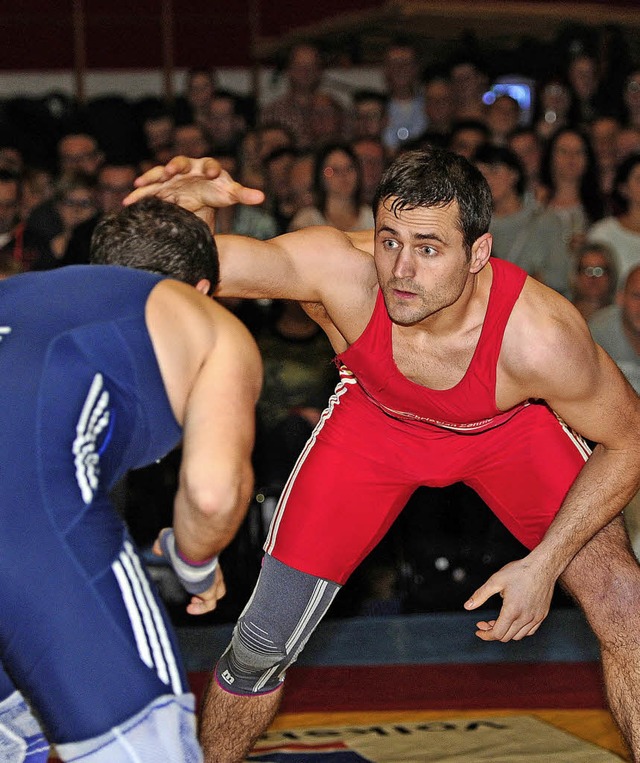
[392,288,417,299]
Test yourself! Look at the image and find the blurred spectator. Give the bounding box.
[173,122,211,158]
[260,42,324,150]
[532,76,577,141]
[381,41,427,153]
[139,106,175,169]
[289,143,373,232]
[57,132,104,179]
[352,137,387,206]
[308,92,345,148]
[287,152,315,215]
[570,241,618,322]
[262,147,297,234]
[58,162,138,266]
[207,90,246,154]
[507,126,545,206]
[474,144,567,294]
[352,90,387,141]
[588,115,622,203]
[587,153,640,290]
[622,68,640,130]
[176,67,216,129]
[422,71,454,141]
[0,169,52,271]
[19,166,54,221]
[588,263,640,394]
[485,94,521,146]
[448,56,489,122]
[49,172,98,259]
[566,51,602,126]
[616,125,640,163]
[0,146,23,174]
[447,119,490,160]
[539,126,604,257]
[213,151,278,240]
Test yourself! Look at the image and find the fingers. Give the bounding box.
[464,579,502,611]
[185,567,226,616]
[123,182,166,206]
[152,528,172,557]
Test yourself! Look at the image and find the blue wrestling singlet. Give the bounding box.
[0,266,201,762]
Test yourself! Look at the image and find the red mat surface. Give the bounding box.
[188,661,607,713]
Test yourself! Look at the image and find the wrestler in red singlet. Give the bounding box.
[265,258,590,584]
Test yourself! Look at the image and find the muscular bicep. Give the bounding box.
[538,335,639,451]
[180,313,262,493]
[216,227,371,303]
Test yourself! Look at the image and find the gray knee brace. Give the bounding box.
[215,555,340,695]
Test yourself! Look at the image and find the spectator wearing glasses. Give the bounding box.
[570,241,618,322]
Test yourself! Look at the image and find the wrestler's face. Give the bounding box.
[374,198,476,326]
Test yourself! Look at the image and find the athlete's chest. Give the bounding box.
[391,324,482,391]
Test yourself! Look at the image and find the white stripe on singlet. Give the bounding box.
[72,373,111,504]
[264,377,355,555]
[553,411,592,462]
[112,543,183,694]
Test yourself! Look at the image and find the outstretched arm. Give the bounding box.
[465,291,640,641]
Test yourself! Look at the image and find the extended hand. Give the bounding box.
[463,556,556,642]
[124,155,264,213]
[185,565,226,616]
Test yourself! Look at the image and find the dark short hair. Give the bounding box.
[90,197,218,294]
[473,143,526,197]
[372,147,492,252]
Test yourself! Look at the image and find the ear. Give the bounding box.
[469,233,492,274]
[195,278,211,296]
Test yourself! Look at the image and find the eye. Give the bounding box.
[418,245,437,257]
[382,238,399,250]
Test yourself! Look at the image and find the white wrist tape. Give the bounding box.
[159,529,218,595]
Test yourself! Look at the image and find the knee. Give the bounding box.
[215,617,288,696]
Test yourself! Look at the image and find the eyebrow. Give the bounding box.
[378,224,446,244]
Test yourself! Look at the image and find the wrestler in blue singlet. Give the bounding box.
[0,265,201,762]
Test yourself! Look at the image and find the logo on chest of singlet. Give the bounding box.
[73,372,112,504]
[0,326,11,343]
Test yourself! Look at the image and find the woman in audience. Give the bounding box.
[289,142,374,232]
[587,153,640,290]
[539,126,605,258]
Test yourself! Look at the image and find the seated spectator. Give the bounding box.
[531,76,577,141]
[448,55,489,122]
[49,172,98,259]
[507,126,545,207]
[622,67,640,130]
[173,122,211,158]
[566,51,602,127]
[351,90,388,142]
[587,153,640,290]
[308,92,346,148]
[588,264,640,394]
[539,126,605,258]
[20,165,54,221]
[58,162,138,266]
[474,144,568,294]
[139,106,175,170]
[588,115,623,205]
[0,169,52,271]
[570,241,619,322]
[381,40,427,153]
[351,137,388,206]
[207,90,247,154]
[176,67,215,129]
[485,94,521,146]
[262,146,296,234]
[289,143,374,232]
[616,125,640,164]
[287,152,315,216]
[447,119,490,161]
[260,42,325,151]
[422,70,454,141]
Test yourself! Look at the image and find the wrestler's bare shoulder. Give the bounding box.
[499,276,597,401]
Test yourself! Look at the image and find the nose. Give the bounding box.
[392,249,416,279]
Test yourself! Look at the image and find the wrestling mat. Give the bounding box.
[249,713,625,762]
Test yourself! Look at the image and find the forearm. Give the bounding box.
[528,442,640,577]
[172,462,254,562]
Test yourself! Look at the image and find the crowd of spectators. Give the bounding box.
[2,30,640,619]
